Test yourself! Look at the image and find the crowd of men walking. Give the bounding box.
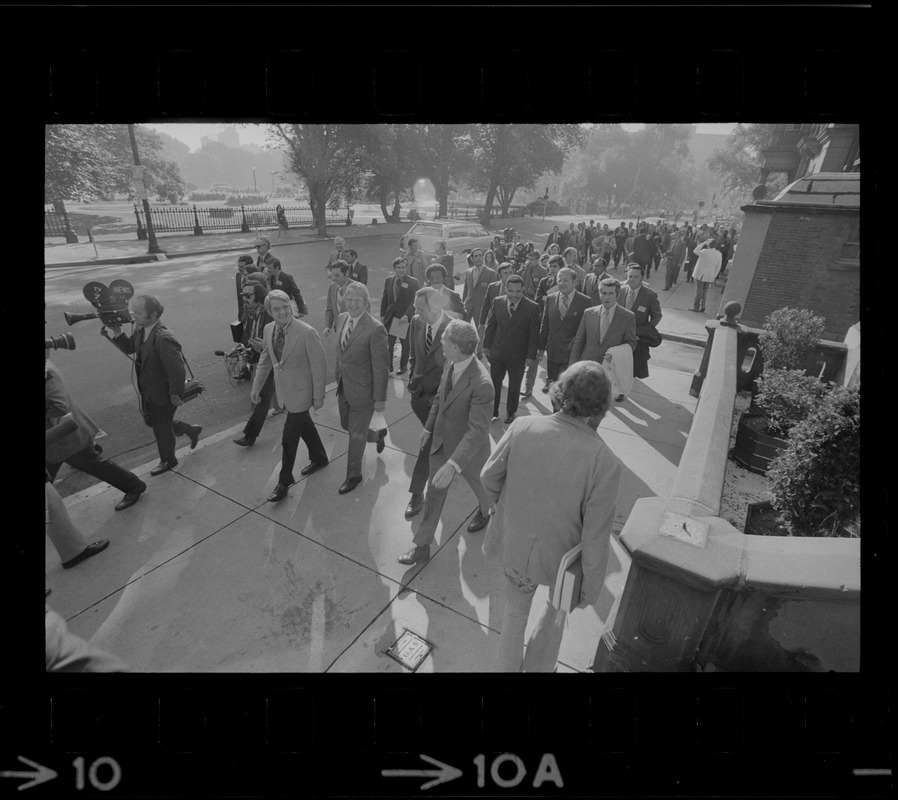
[45,218,734,673]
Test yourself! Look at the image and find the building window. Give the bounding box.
[840,220,860,262]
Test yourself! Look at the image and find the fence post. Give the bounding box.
[134,204,147,241]
[193,204,203,236]
[240,205,250,233]
[345,206,352,226]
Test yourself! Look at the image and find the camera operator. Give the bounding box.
[232,283,278,447]
[105,295,202,476]
[46,348,147,512]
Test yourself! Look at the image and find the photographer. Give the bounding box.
[46,350,147,512]
[232,283,277,447]
[106,295,202,476]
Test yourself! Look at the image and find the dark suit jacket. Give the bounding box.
[482,296,540,366]
[568,304,638,365]
[380,274,420,325]
[111,323,186,406]
[45,361,101,463]
[543,231,565,252]
[535,275,558,316]
[334,311,390,407]
[270,271,308,315]
[479,280,505,327]
[235,271,245,319]
[538,290,592,363]
[461,265,497,323]
[580,271,616,307]
[407,313,450,397]
[240,307,273,347]
[619,284,663,338]
[348,261,368,285]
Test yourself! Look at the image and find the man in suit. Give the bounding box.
[380,257,420,375]
[613,222,628,268]
[425,264,465,318]
[343,248,369,285]
[482,274,540,424]
[543,225,564,252]
[251,290,329,502]
[46,354,147,511]
[481,361,621,672]
[478,261,514,330]
[581,259,616,306]
[569,278,638,403]
[404,287,452,520]
[107,295,201,476]
[264,257,308,317]
[620,264,663,379]
[460,249,497,355]
[402,237,429,286]
[233,283,280,447]
[398,319,494,565]
[431,240,456,290]
[535,254,563,318]
[234,254,254,318]
[326,235,348,267]
[561,223,576,250]
[255,237,277,271]
[324,260,358,334]
[537,267,592,393]
[333,282,391,494]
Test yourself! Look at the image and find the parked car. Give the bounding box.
[400,220,495,273]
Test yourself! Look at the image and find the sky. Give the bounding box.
[143,122,737,153]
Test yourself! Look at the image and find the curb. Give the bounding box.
[660,332,707,348]
[45,228,406,270]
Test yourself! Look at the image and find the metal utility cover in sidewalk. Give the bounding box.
[386,629,434,672]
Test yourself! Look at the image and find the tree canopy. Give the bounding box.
[708,123,788,201]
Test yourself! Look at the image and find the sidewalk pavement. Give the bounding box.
[44,222,411,268]
[46,312,710,672]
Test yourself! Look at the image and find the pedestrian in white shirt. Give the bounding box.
[691,239,722,313]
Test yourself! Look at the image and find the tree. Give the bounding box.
[469,124,584,226]
[356,124,418,223]
[411,124,474,217]
[269,125,367,236]
[708,123,787,202]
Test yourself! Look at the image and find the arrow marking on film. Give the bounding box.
[382,754,463,790]
[0,756,58,791]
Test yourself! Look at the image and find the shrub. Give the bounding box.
[754,368,829,437]
[758,307,825,371]
[225,194,268,206]
[188,191,227,201]
[768,385,860,537]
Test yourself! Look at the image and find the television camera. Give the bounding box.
[45,332,76,351]
[64,280,135,328]
[214,319,259,381]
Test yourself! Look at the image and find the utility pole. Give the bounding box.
[541,186,549,221]
[253,166,257,193]
[127,124,162,254]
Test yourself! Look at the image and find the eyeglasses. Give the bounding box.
[242,293,255,298]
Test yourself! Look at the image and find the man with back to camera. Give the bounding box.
[482,274,540,424]
[232,282,278,447]
[333,282,391,495]
[481,361,621,672]
[568,277,637,403]
[106,295,201,476]
[380,256,420,375]
[403,287,452,520]
[691,237,722,313]
[251,290,329,503]
[398,319,494,565]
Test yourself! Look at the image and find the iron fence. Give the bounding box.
[134,204,353,235]
[445,204,527,220]
[45,211,68,238]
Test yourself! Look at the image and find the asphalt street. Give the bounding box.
[45,231,703,498]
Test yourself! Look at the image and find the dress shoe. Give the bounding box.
[398,545,430,566]
[233,435,255,447]
[503,415,515,425]
[300,459,328,477]
[188,426,202,449]
[397,367,407,376]
[268,482,289,502]
[388,364,394,373]
[150,459,177,476]
[615,394,626,402]
[338,476,363,495]
[114,481,147,511]
[520,390,532,398]
[376,428,387,454]
[62,539,110,569]
[467,509,491,533]
[404,493,424,520]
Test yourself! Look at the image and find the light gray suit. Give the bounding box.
[568,303,638,366]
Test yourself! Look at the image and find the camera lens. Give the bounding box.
[45,332,76,350]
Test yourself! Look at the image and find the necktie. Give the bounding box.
[394,277,400,302]
[274,323,286,361]
[508,302,516,318]
[600,308,610,342]
[341,317,355,350]
[426,324,433,351]
[135,328,145,367]
[627,289,636,311]
[445,365,454,395]
[560,293,569,318]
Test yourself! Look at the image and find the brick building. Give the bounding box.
[719,172,859,339]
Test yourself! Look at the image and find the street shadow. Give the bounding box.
[606,381,692,465]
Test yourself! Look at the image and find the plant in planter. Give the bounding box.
[757,307,826,372]
[767,384,860,538]
[753,368,830,438]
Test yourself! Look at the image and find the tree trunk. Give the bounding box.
[309,190,328,237]
[378,186,391,224]
[480,181,499,228]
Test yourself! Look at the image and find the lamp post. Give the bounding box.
[253,167,257,193]
[127,124,162,254]
[270,171,277,193]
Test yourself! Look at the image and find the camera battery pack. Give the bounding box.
[230,319,244,343]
